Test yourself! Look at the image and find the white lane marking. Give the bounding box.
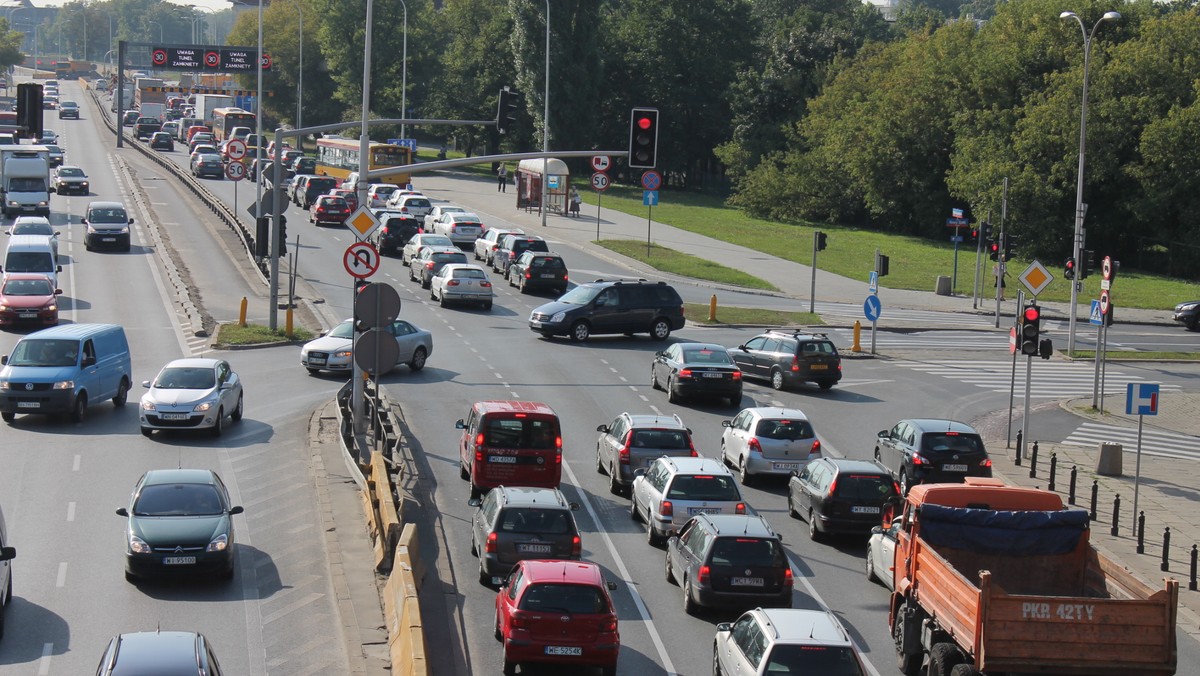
[72,454,80,471]
[37,643,53,675]
[558,459,677,675]
[56,562,67,587]
[787,556,883,676]
[66,502,75,522]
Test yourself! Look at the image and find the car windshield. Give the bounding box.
[12,223,52,236]
[154,366,216,390]
[631,429,690,449]
[497,508,572,534]
[556,285,602,305]
[419,235,452,247]
[756,419,814,441]
[520,583,608,614]
[58,167,84,177]
[763,645,864,675]
[2,278,53,296]
[328,321,355,339]
[710,537,786,568]
[133,484,225,517]
[681,348,733,365]
[834,475,897,501]
[8,339,77,367]
[666,475,740,501]
[4,251,54,272]
[9,178,46,191]
[88,208,128,223]
[920,432,985,455]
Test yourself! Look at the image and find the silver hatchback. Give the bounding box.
[470,486,581,585]
[721,407,822,485]
[630,456,747,546]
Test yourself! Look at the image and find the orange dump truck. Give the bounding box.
[889,478,1177,676]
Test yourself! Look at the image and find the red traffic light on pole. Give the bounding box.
[1064,257,1076,280]
[1021,304,1041,356]
[628,107,659,169]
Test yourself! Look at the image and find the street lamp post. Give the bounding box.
[1060,10,1120,356]
[541,0,549,228]
[149,20,162,43]
[398,0,406,141]
[291,0,304,138]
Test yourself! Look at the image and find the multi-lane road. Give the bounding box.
[2,78,1197,675]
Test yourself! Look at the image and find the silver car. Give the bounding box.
[430,263,494,310]
[400,233,454,267]
[423,204,466,232]
[469,486,581,585]
[714,608,867,676]
[630,456,747,546]
[473,227,521,265]
[721,407,822,485]
[431,211,483,248]
[139,358,244,437]
[300,318,432,375]
[865,515,901,591]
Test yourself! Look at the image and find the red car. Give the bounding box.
[494,559,619,676]
[310,196,351,227]
[328,188,359,211]
[0,273,62,327]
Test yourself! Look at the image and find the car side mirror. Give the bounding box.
[667,535,678,549]
[721,420,732,428]
[141,380,151,388]
[633,468,647,478]
[0,356,6,366]
[877,430,888,438]
[229,506,244,516]
[606,580,618,591]
[595,424,608,433]
[56,265,62,272]
[128,218,135,224]
[455,419,466,429]
[220,382,234,390]
[115,507,129,516]
[654,351,664,358]
[715,622,732,633]
[54,289,62,295]
[0,546,14,561]
[468,497,482,508]
[737,345,748,352]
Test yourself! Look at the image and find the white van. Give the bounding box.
[0,503,14,634]
[2,234,61,289]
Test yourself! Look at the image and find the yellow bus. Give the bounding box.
[315,137,412,187]
[212,107,256,143]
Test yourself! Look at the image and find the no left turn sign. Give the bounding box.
[591,172,610,191]
[344,242,381,279]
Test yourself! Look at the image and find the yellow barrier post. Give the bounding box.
[852,320,862,353]
[708,294,717,322]
[238,297,248,327]
[285,307,294,338]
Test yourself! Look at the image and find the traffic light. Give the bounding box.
[255,217,270,257]
[496,87,518,135]
[1080,249,1094,279]
[628,107,659,169]
[816,231,827,252]
[1064,257,1076,280]
[988,238,1000,261]
[277,215,288,255]
[876,253,890,277]
[981,222,992,242]
[1020,303,1041,356]
[1004,234,1017,261]
[16,83,43,140]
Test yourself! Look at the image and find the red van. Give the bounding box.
[457,401,562,502]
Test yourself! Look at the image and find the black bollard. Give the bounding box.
[1048,453,1057,492]
[1029,441,1039,479]
[1190,545,1197,592]
[1162,527,1171,572]
[1089,480,1099,521]
[1110,495,1120,537]
[1137,512,1145,554]
[1068,466,1078,505]
[1015,430,1023,466]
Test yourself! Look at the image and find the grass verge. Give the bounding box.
[1065,350,1200,361]
[596,240,778,291]
[215,323,313,347]
[684,303,822,327]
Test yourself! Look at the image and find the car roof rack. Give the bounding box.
[591,277,663,285]
[765,328,829,339]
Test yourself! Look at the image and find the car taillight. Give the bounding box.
[475,433,485,447]
[810,439,822,457]
[698,565,710,585]
[826,478,837,497]
[571,535,581,558]
[912,454,927,465]
[491,244,500,250]
[618,431,632,464]
[524,270,532,279]
[791,356,800,372]
[511,611,529,630]
[426,262,435,269]
[660,500,673,518]
[688,438,698,457]
[599,616,617,633]
[893,481,902,495]
[731,370,742,380]
[485,532,497,553]
[748,438,762,454]
[784,567,794,587]
[679,368,693,379]
[981,458,993,468]
[475,450,483,463]
[735,502,746,514]
[447,280,460,286]
[481,281,492,288]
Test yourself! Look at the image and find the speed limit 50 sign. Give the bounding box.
[591,172,610,192]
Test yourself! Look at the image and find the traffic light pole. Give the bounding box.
[1020,352,1033,462]
[809,232,818,315]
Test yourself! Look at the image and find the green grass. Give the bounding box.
[580,184,1197,310]
[595,240,778,291]
[684,303,822,326]
[1065,350,1200,361]
[215,323,313,347]
[414,147,495,178]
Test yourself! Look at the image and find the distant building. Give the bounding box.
[863,0,900,22]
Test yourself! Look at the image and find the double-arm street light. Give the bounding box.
[1060,10,1121,356]
[398,0,407,141]
[148,20,163,43]
[541,0,549,227]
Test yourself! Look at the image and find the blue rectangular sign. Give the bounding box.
[1125,383,1160,416]
[643,190,659,206]
[387,138,418,151]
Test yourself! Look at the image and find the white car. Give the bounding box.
[473,227,522,265]
[139,358,244,437]
[865,516,901,591]
[300,318,432,375]
[400,233,454,267]
[423,204,466,231]
[429,263,494,310]
[366,184,399,209]
[384,192,432,219]
[720,407,822,485]
[8,217,59,259]
[430,212,483,249]
[630,456,747,546]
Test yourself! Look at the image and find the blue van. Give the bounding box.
[0,324,132,423]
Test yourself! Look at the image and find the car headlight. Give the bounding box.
[129,534,151,554]
[551,312,566,323]
[334,350,352,358]
[7,201,16,206]
[45,302,56,311]
[53,380,73,390]
[207,534,228,552]
[194,401,214,412]
[141,399,156,411]
[0,305,7,312]
[1181,303,1199,312]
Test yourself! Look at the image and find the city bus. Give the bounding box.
[212,107,256,144]
[315,137,412,187]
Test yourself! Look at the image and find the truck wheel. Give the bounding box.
[893,603,921,676]
[929,643,966,676]
[949,665,982,676]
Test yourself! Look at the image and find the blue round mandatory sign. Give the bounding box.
[864,295,882,322]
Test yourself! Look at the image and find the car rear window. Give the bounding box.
[755,419,814,441]
[666,475,740,501]
[631,429,690,450]
[799,340,838,355]
[529,256,565,269]
[833,475,897,501]
[681,348,734,365]
[454,268,487,280]
[497,508,573,534]
[309,178,338,191]
[764,645,864,675]
[483,416,559,450]
[431,252,467,264]
[403,197,431,208]
[513,239,550,253]
[520,583,608,614]
[920,432,985,455]
[709,537,786,568]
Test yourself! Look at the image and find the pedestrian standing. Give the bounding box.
[993,260,1008,300]
[497,163,508,192]
[570,187,581,217]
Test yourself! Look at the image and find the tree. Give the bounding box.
[0,19,23,72]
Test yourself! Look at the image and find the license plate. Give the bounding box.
[518,543,552,554]
[688,507,720,515]
[545,646,583,656]
[163,556,196,565]
[731,577,764,586]
[17,401,39,408]
[772,462,798,471]
[541,273,557,278]
[309,357,326,365]
[160,413,189,421]
[811,364,828,370]
[703,372,725,378]
[102,237,116,242]
[943,463,968,472]
[489,455,517,464]
[19,313,36,318]
[851,506,881,514]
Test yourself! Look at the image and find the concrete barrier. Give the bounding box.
[372,451,402,572]
[386,549,427,676]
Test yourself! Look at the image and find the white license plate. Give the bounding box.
[943,464,968,472]
[772,462,799,471]
[518,543,552,554]
[851,506,881,514]
[489,455,517,464]
[163,556,196,565]
[731,577,764,586]
[19,313,36,318]
[17,401,39,408]
[688,507,721,515]
[540,273,557,278]
[308,358,326,365]
[530,320,543,327]
[102,237,116,242]
[160,413,189,421]
[545,646,583,656]
[702,372,725,378]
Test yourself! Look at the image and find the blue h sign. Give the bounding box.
[1125,383,1160,416]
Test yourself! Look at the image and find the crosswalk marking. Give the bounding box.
[817,302,997,327]
[1061,421,1200,461]
[902,359,1181,398]
[831,329,1007,351]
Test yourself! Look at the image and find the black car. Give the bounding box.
[874,418,992,495]
[666,514,792,614]
[301,176,339,209]
[134,117,162,140]
[291,156,316,175]
[409,247,468,288]
[1173,300,1200,330]
[507,251,569,295]
[787,458,898,541]
[96,631,226,676]
[529,278,686,342]
[491,234,550,276]
[470,485,581,585]
[650,341,743,406]
[149,132,174,151]
[375,213,423,256]
[192,154,224,179]
[729,329,842,391]
[115,469,244,581]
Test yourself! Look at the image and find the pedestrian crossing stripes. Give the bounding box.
[831,329,1007,351]
[1061,421,1200,461]
[903,359,1182,398]
[816,302,997,327]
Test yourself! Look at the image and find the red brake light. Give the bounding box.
[486,532,497,553]
[481,281,492,288]
[660,500,673,517]
[679,369,693,379]
[698,565,710,584]
[524,271,531,279]
[981,458,993,468]
[571,535,582,558]
[426,262,435,269]
[447,280,460,287]
[731,370,742,381]
[893,481,902,495]
[784,567,794,586]
[912,454,926,465]
[735,502,746,514]
[748,438,762,453]
[810,439,821,457]
[826,478,837,496]
[791,356,800,372]
[475,450,483,463]
[618,431,632,464]
[475,433,485,447]
[511,611,529,630]
[599,617,617,633]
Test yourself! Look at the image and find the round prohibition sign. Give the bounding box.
[204,51,220,68]
[591,172,610,192]
[261,53,272,69]
[151,49,167,66]
[344,242,381,279]
[225,161,246,181]
[590,155,611,172]
[1102,255,1113,281]
[641,170,662,190]
[225,139,247,161]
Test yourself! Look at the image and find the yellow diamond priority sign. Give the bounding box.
[1019,260,1053,297]
[346,207,380,241]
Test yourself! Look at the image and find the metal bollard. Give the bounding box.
[1048,453,1057,492]
[1110,494,1120,537]
[1029,441,1039,478]
[1137,512,1145,554]
[1089,480,1099,521]
[1068,466,1078,505]
[1162,527,1171,572]
[1015,430,1023,466]
[1190,545,1197,592]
